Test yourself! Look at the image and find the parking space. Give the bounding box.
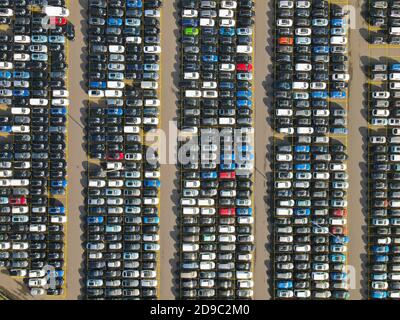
[0,0,73,297]
[367,56,400,299]
[84,0,162,300]
[178,0,256,299]
[272,0,351,299]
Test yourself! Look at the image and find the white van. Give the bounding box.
[202,81,217,89]
[198,199,214,206]
[43,6,70,17]
[200,18,215,26]
[219,63,235,71]
[185,90,201,98]
[390,27,400,35]
[30,98,48,106]
[125,36,142,44]
[107,81,125,89]
[330,36,347,44]
[390,73,400,81]
[184,72,200,80]
[182,207,200,215]
[276,208,293,216]
[292,82,309,90]
[141,81,158,89]
[276,109,293,116]
[123,126,140,133]
[12,126,30,133]
[144,99,160,107]
[10,179,29,186]
[297,127,314,134]
[236,45,253,53]
[219,117,235,125]
[11,107,30,115]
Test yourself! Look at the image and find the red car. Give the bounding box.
[331,226,346,235]
[332,209,347,217]
[219,171,235,179]
[9,197,27,205]
[236,63,253,72]
[106,152,124,161]
[219,208,235,216]
[50,17,68,26]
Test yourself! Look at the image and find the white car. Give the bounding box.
[53,90,69,97]
[0,8,13,16]
[88,90,104,98]
[332,73,350,81]
[219,19,236,27]
[221,0,237,9]
[43,6,70,17]
[276,18,293,27]
[52,98,69,106]
[236,45,253,53]
[51,215,67,223]
[14,35,31,43]
[182,9,198,18]
[144,46,161,53]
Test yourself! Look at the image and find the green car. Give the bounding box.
[184,27,199,36]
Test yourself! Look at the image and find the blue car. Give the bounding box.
[313,46,329,53]
[50,107,67,115]
[143,64,159,71]
[0,71,11,79]
[372,273,387,281]
[143,179,161,188]
[277,281,293,289]
[329,254,346,262]
[219,82,235,90]
[330,90,346,99]
[107,18,122,26]
[87,216,104,224]
[0,126,11,133]
[127,0,142,7]
[372,291,388,299]
[311,91,328,99]
[236,208,252,216]
[202,55,218,62]
[294,145,310,152]
[31,35,47,43]
[237,99,252,108]
[105,108,123,116]
[331,235,349,244]
[374,255,389,263]
[331,272,347,281]
[331,18,346,27]
[372,245,389,253]
[220,163,236,170]
[391,63,400,71]
[143,216,159,224]
[219,27,235,36]
[13,71,30,79]
[182,18,198,27]
[237,90,252,98]
[294,163,311,171]
[330,127,348,134]
[201,172,217,179]
[51,180,67,188]
[237,145,253,152]
[49,207,65,214]
[90,81,106,89]
[47,270,64,278]
[13,89,29,97]
[294,208,310,216]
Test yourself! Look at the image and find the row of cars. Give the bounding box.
[368,0,400,45]
[0,1,72,296]
[368,61,400,299]
[178,0,255,299]
[273,0,350,299]
[85,0,162,300]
